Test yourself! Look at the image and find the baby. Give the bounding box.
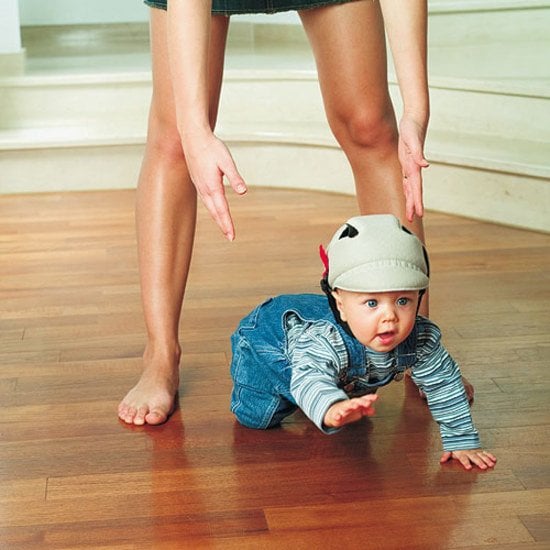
[230,215,496,470]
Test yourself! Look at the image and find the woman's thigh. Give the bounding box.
[299,1,393,126]
[148,10,230,137]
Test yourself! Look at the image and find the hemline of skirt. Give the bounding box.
[143,0,362,15]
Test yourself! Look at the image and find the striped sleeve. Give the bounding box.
[287,319,349,433]
[411,319,481,452]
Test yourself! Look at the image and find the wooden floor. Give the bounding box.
[0,187,549,549]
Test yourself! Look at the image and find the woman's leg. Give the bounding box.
[300,2,475,399]
[299,0,427,315]
[118,11,230,425]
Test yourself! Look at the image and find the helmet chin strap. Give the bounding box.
[417,288,426,316]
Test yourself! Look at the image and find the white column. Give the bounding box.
[0,0,24,74]
[0,0,22,53]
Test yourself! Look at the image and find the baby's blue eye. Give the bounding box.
[366,299,378,308]
[397,297,410,306]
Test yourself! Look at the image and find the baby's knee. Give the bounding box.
[233,410,274,430]
[230,385,283,430]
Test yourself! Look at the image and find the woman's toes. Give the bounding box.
[133,407,149,426]
[145,408,168,426]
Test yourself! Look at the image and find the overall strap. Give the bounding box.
[394,322,418,375]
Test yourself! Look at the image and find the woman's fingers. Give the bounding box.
[186,135,247,240]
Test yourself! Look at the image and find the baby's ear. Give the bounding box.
[331,290,346,320]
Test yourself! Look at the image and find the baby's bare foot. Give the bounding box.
[118,350,180,426]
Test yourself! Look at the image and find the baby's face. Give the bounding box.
[332,289,419,352]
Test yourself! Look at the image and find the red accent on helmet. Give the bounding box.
[319,244,329,278]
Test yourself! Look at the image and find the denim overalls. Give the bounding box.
[230,294,417,429]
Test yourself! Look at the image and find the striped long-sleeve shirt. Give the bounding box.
[287,313,480,451]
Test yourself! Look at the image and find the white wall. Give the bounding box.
[430,0,549,12]
[17,0,298,26]
[0,0,22,53]
[18,0,149,25]
[17,0,550,26]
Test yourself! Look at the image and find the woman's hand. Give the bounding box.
[398,115,429,222]
[440,449,497,471]
[184,131,247,241]
[167,1,246,238]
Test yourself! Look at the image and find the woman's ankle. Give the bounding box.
[143,340,181,372]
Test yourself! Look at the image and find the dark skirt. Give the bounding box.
[144,0,360,15]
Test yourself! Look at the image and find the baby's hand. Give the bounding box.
[440,449,497,471]
[323,394,378,429]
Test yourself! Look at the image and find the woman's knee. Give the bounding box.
[145,108,185,163]
[331,104,398,152]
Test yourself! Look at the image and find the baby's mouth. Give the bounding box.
[376,331,396,344]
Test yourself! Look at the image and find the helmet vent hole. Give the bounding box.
[339,224,359,240]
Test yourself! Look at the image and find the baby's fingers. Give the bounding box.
[440,450,497,471]
[467,451,497,470]
[440,450,472,469]
[358,394,377,414]
[440,451,452,464]
[478,451,497,468]
[358,394,377,404]
[338,397,375,418]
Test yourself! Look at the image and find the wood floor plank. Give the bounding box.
[519,514,550,543]
[1,187,549,548]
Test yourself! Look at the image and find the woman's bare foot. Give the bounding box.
[118,348,180,426]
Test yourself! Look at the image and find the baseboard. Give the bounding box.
[0,48,26,76]
[1,134,548,233]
